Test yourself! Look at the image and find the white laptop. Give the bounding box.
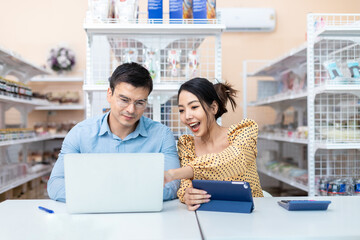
[64,153,164,214]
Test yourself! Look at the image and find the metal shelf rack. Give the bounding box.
[83,10,225,139]
[244,13,360,196]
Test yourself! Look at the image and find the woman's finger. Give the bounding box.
[185,187,207,195]
[187,204,200,211]
[186,198,210,206]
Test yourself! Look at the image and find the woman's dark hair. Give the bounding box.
[177,77,237,120]
[109,62,153,95]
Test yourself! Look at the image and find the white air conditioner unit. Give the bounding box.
[218,8,276,32]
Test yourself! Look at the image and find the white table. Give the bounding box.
[196,196,360,240]
[0,199,201,240]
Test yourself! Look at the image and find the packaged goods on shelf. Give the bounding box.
[256,81,278,100]
[323,60,344,80]
[347,60,360,78]
[322,59,360,85]
[0,76,32,99]
[34,122,77,135]
[169,0,193,21]
[0,163,28,187]
[90,0,109,20]
[0,128,36,141]
[43,91,80,104]
[262,158,308,185]
[280,70,306,93]
[193,0,216,21]
[144,48,160,81]
[106,0,139,22]
[26,148,61,166]
[318,127,360,141]
[260,124,308,140]
[123,48,138,63]
[317,177,359,196]
[167,49,181,77]
[148,0,162,21]
[186,50,199,78]
[355,179,360,196]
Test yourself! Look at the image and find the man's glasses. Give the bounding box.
[116,96,148,110]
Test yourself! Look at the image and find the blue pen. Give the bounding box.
[38,206,54,214]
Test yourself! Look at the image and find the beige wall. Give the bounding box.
[0,0,359,127]
[0,0,88,73]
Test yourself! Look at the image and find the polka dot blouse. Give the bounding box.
[177,118,264,203]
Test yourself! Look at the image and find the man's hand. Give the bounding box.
[184,187,211,211]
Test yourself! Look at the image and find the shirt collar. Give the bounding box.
[99,112,111,136]
[128,116,148,139]
[98,112,149,138]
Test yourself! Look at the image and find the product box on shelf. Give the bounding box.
[148,0,163,22]
[193,0,216,22]
[107,0,139,22]
[169,0,193,22]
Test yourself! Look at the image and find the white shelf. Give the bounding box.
[250,42,307,77]
[257,166,309,192]
[51,133,67,139]
[0,95,50,107]
[249,90,307,107]
[0,46,50,81]
[314,83,360,95]
[315,142,360,150]
[31,76,83,82]
[0,134,67,147]
[259,134,308,144]
[0,166,52,194]
[35,104,84,110]
[84,20,225,35]
[317,26,360,38]
[0,135,55,147]
[249,83,360,107]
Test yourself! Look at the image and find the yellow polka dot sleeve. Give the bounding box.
[177,119,263,203]
[176,136,194,203]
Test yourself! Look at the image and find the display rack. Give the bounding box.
[307,13,360,196]
[83,9,225,139]
[244,13,360,196]
[0,46,52,198]
[0,46,50,82]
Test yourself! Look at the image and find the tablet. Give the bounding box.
[192,180,254,213]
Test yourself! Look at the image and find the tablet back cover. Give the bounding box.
[192,180,254,213]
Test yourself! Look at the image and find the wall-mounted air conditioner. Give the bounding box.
[218,8,276,32]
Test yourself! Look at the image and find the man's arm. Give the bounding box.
[47,127,80,202]
[161,127,180,201]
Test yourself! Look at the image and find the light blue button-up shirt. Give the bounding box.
[47,112,180,202]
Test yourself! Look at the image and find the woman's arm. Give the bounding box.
[164,166,193,184]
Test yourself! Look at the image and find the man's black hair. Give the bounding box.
[109,62,153,95]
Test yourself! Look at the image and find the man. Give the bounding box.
[47,62,180,202]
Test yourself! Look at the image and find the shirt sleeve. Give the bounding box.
[176,135,193,203]
[47,126,81,202]
[188,120,258,180]
[161,127,180,201]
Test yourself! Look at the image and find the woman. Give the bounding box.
[164,77,263,210]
